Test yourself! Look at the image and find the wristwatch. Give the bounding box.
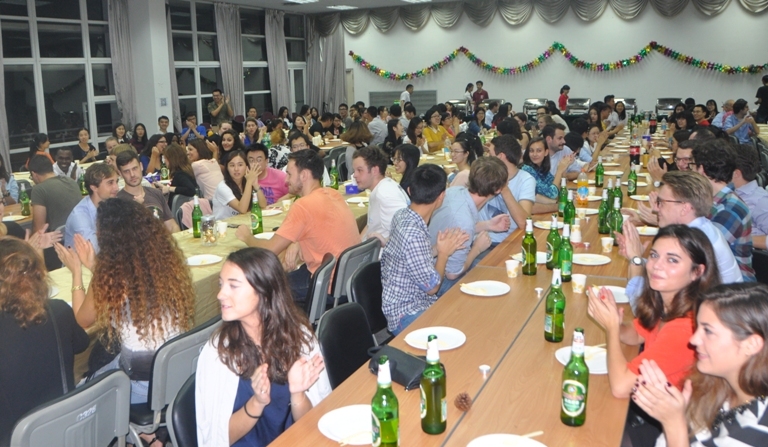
[653,181,661,188]
[631,256,644,266]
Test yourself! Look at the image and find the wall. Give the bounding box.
[344,3,765,113]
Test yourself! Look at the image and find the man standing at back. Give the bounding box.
[400,84,413,108]
[207,88,233,131]
[64,163,119,252]
[472,81,489,110]
[237,149,360,306]
[29,155,81,234]
[755,75,768,124]
[692,140,755,281]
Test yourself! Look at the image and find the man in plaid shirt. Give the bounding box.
[381,164,469,335]
[692,140,756,282]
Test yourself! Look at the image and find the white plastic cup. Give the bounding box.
[577,208,587,219]
[572,274,587,294]
[601,237,614,253]
[588,186,596,196]
[622,214,630,224]
[506,259,520,278]
[216,221,228,238]
[282,199,292,212]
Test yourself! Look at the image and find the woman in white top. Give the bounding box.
[213,150,266,220]
[632,282,768,447]
[187,139,224,200]
[196,248,331,447]
[463,83,474,112]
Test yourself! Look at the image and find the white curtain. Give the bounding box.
[0,28,10,171]
[265,10,291,113]
[307,20,346,114]
[312,0,768,35]
[166,3,181,132]
[214,3,245,116]
[107,0,137,127]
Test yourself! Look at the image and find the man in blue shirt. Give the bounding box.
[428,157,510,296]
[381,164,468,335]
[64,163,119,252]
[725,99,760,144]
[181,111,207,144]
[732,145,768,250]
[544,124,583,180]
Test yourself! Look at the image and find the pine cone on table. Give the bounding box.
[454,392,473,412]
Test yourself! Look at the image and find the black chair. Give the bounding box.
[167,374,196,447]
[331,238,381,307]
[753,249,768,285]
[349,261,391,345]
[304,253,336,327]
[316,302,375,389]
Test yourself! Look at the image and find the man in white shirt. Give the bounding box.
[711,100,734,129]
[401,104,416,131]
[485,101,499,127]
[352,146,409,244]
[368,106,389,146]
[52,147,84,181]
[400,84,413,108]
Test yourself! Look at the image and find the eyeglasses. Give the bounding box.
[674,157,693,166]
[449,150,465,156]
[392,157,402,163]
[655,197,685,207]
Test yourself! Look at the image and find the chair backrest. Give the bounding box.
[316,302,375,389]
[171,194,194,223]
[175,207,186,230]
[753,249,768,285]
[147,315,222,412]
[324,146,348,173]
[348,261,388,336]
[338,159,348,183]
[167,373,196,447]
[332,238,381,303]
[305,253,336,326]
[10,370,131,447]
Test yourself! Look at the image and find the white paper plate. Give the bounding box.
[261,209,282,217]
[533,220,564,230]
[460,280,512,297]
[572,254,611,266]
[587,195,602,202]
[622,181,648,187]
[49,286,59,298]
[602,163,621,167]
[317,405,371,445]
[426,156,435,159]
[610,149,628,153]
[346,197,369,204]
[555,346,607,375]
[511,252,548,265]
[254,232,275,240]
[630,195,650,202]
[571,179,595,185]
[186,254,223,266]
[2,215,25,222]
[405,326,466,350]
[576,208,599,215]
[637,226,659,236]
[468,434,547,447]
[614,144,630,148]
[604,170,624,176]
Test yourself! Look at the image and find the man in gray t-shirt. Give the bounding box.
[29,155,82,233]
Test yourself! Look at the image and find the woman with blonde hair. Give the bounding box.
[0,237,89,446]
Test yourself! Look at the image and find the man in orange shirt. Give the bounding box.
[237,149,360,306]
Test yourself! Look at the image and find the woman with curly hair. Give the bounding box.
[196,247,331,446]
[0,237,89,446]
[54,199,195,405]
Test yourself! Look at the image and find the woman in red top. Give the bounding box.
[588,225,720,399]
[558,85,570,112]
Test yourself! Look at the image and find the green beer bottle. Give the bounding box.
[561,328,589,427]
[191,195,202,238]
[544,268,566,343]
[627,165,638,196]
[421,339,446,434]
[546,214,561,271]
[160,156,169,181]
[372,355,399,447]
[613,175,623,209]
[250,190,263,235]
[606,177,615,209]
[78,173,88,196]
[559,224,573,283]
[608,197,623,246]
[595,156,604,187]
[19,184,31,216]
[563,190,576,226]
[557,178,568,217]
[522,217,537,276]
[329,159,340,190]
[597,188,610,235]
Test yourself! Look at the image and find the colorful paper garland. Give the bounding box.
[349,41,768,80]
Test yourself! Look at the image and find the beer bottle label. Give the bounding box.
[546,242,553,262]
[561,379,587,417]
[251,214,260,230]
[628,179,636,192]
[441,397,447,423]
[544,314,553,333]
[371,412,382,447]
[420,386,427,419]
[562,260,572,276]
[521,247,527,262]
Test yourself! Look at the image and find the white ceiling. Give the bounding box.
[226,0,460,15]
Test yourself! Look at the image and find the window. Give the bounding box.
[1,0,113,168]
[171,0,220,125]
[284,14,305,62]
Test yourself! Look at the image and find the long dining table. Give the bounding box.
[269,132,660,446]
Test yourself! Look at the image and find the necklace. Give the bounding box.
[711,395,766,434]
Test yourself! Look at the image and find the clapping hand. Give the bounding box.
[287,354,325,394]
[25,224,62,250]
[436,228,469,257]
[73,234,95,271]
[249,363,271,406]
[647,157,667,183]
[487,214,511,232]
[472,231,492,253]
[633,359,692,427]
[587,286,622,333]
[615,219,648,261]
[557,153,574,173]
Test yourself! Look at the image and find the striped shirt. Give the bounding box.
[655,398,768,446]
[711,185,756,282]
